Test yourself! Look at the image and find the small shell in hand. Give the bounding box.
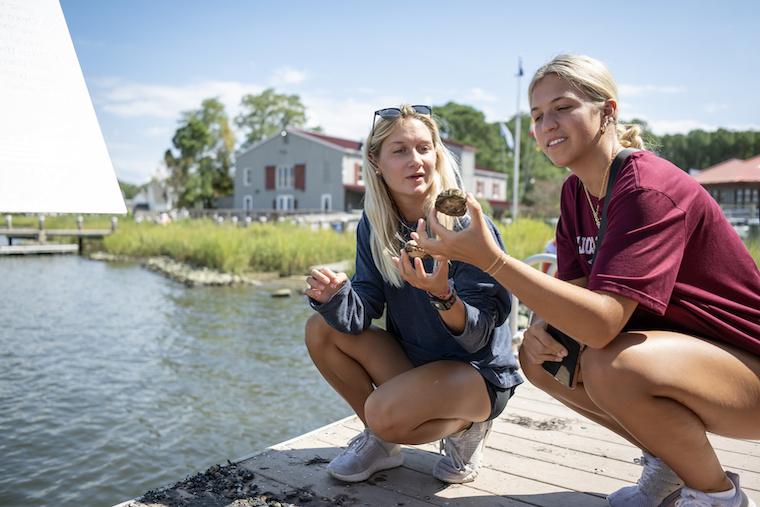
[403,239,430,259]
[434,188,467,216]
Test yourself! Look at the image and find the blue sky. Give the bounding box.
[59,0,760,185]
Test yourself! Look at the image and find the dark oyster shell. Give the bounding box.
[435,188,467,216]
[403,239,430,259]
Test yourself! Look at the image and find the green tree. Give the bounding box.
[165,98,235,208]
[433,102,505,171]
[235,88,308,149]
[118,180,140,200]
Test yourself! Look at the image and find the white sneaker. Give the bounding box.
[608,452,684,507]
[433,420,492,484]
[327,428,403,482]
[675,471,756,507]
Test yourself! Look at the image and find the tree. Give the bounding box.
[164,98,235,209]
[235,88,307,149]
[433,102,505,171]
[118,180,140,200]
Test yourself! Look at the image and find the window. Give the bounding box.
[276,194,294,211]
[752,189,759,204]
[476,181,484,196]
[276,165,293,189]
[243,168,251,186]
[492,182,500,198]
[243,195,253,210]
[321,194,332,211]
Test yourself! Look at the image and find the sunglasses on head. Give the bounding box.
[371,104,432,135]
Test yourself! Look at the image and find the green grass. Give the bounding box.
[103,220,356,275]
[747,239,760,266]
[497,219,555,261]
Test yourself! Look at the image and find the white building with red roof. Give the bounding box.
[233,129,508,214]
[693,155,760,223]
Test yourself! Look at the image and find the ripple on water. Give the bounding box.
[0,256,349,507]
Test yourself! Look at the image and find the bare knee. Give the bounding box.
[304,313,333,356]
[364,391,405,443]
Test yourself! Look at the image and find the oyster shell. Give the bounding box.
[403,239,430,259]
[435,188,467,216]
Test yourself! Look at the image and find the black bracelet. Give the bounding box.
[427,282,457,311]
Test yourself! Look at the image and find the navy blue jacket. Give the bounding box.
[311,213,523,389]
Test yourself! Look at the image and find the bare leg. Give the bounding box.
[364,360,492,444]
[519,345,648,449]
[304,313,413,424]
[578,331,760,493]
[305,314,492,444]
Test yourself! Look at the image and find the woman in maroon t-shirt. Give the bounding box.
[415,54,760,506]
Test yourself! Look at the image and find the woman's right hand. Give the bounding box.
[305,267,348,304]
[413,193,502,271]
[519,318,569,365]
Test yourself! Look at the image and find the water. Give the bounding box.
[0,256,350,507]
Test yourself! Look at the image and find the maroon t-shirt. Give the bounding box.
[556,150,760,356]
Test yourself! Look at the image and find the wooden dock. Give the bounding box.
[121,380,760,506]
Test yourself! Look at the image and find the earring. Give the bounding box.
[601,116,612,133]
[375,171,381,176]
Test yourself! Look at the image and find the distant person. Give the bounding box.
[304,104,521,484]
[414,55,760,507]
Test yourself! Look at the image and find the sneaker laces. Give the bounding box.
[345,429,371,454]
[634,453,682,497]
[439,437,467,472]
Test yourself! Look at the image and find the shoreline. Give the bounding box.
[88,252,311,291]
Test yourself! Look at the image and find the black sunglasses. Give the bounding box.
[371,104,432,135]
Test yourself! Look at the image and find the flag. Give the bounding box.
[500,122,514,150]
[517,58,524,77]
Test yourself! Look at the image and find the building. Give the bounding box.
[130,177,176,213]
[233,129,509,214]
[693,155,760,224]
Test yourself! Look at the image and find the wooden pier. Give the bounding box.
[120,380,760,506]
[0,226,114,255]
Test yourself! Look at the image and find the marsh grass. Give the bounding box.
[498,219,555,262]
[103,220,356,275]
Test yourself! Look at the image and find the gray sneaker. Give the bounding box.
[433,420,492,484]
[327,428,403,483]
[608,451,684,507]
[675,471,756,507]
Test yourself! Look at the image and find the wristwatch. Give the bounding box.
[427,282,457,311]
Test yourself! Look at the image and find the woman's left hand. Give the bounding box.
[392,250,450,296]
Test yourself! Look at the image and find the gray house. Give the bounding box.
[233,129,364,213]
[233,129,508,214]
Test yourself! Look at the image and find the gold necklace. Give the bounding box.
[582,151,616,228]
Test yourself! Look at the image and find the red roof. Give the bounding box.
[295,129,362,151]
[694,155,760,184]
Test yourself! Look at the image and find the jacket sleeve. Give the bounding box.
[309,215,386,334]
[442,217,512,353]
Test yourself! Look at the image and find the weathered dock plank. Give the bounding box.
[119,380,760,506]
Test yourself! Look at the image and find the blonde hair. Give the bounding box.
[529,54,645,149]
[363,105,463,287]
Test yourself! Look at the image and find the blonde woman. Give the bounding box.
[304,105,522,484]
[415,55,760,507]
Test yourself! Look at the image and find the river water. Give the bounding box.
[0,256,350,506]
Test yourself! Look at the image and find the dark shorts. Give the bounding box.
[481,377,517,421]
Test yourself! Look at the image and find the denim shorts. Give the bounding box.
[483,380,517,421]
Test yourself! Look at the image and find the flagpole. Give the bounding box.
[512,58,523,221]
